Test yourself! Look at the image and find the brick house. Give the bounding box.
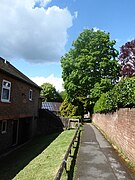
[0,57,41,153]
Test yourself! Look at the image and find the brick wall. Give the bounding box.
[0,71,40,120]
[0,71,40,153]
[37,109,63,135]
[92,108,135,165]
[0,120,13,153]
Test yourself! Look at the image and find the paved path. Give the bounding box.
[75,123,135,180]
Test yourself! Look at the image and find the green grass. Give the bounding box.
[61,130,81,180]
[0,130,77,180]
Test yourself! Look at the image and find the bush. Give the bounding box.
[60,97,79,118]
[94,77,135,113]
[115,77,135,108]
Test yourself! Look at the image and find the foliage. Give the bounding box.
[90,78,113,105]
[119,39,135,77]
[40,82,63,102]
[61,29,120,99]
[94,77,135,113]
[59,90,67,100]
[60,97,80,118]
[61,28,120,114]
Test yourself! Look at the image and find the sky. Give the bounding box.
[0,0,135,91]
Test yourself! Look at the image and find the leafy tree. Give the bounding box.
[90,78,113,105]
[59,90,67,100]
[61,29,120,114]
[60,97,80,118]
[119,39,135,77]
[40,83,63,102]
[94,77,135,113]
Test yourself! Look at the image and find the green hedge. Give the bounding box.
[94,77,135,113]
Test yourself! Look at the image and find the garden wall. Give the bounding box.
[37,109,64,135]
[92,108,135,165]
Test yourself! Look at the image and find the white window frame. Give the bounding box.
[1,80,11,103]
[1,120,7,134]
[29,89,33,101]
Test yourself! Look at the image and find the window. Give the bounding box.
[29,89,33,101]
[1,80,11,102]
[1,120,7,134]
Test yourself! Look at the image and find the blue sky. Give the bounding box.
[0,0,135,91]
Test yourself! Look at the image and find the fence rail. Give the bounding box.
[55,125,80,180]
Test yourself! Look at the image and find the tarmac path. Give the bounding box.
[75,123,135,180]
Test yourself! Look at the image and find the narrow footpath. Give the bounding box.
[75,123,135,180]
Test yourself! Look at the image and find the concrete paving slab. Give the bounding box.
[75,123,134,180]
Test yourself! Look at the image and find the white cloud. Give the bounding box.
[92,27,105,32]
[127,36,135,42]
[36,0,52,7]
[93,27,100,32]
[30,74,64,92]
[0,0,74,63]
[115,38,121,43]
[74,11,78,18]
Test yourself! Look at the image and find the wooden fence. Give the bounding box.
[55,125,80,180]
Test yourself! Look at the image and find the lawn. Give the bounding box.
[0,129,78,180]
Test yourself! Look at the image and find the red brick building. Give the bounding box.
[0,57,41,153]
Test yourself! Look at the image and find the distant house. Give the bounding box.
[0,57,41,153]
[41,102,61,115]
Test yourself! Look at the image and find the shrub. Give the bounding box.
[115,77,135,108]
[60,97,79,117]
[94,77,135,113]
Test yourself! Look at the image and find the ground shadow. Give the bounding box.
[0,132,61,180]
[67,130,81,180]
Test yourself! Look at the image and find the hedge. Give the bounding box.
[94,77,135,113]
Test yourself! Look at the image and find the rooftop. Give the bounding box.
[41,102,61,112]
[0,57,41,89]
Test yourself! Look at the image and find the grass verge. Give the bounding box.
[61,129,81,180]
[0,130,77,180]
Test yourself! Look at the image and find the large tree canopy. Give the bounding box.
[119,39,135,77]
[61,29,120,105]
[40,83,63,102]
